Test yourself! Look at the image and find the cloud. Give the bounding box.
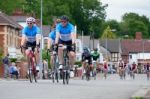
[101,0,150,21]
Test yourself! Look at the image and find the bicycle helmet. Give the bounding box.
[26,17,33,23]
[60,15,69,21]
[83,47,88,51]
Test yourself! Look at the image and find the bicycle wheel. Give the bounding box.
[27,58,33,83]
[52,54,59,83]
[86,66,90,81]
[66,70,69,84]
[55,71,59,83]
[31,58,37,83]
[52,71,55,83]
[62,71,66,84]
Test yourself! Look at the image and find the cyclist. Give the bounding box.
[130,62,137,79]
[91,48,99,61]
[103,59,108,79]
[81,47,92,79]
[91,48,100,75]
[47,19,61,65]
[21,17,41,67]
[55,15,76,70]
[118,60,125,79]
[145,63,150,80]
[82,47,92,68]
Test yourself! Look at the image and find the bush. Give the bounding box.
[10,58,17,63]
[75,61,82,67]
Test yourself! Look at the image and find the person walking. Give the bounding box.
[2,54,10,78]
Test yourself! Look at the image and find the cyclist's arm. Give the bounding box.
[55,25,60,44]
[71,25,75,44]
[21,28,27,46]
[47,38,52,49]
[36,27,41,45]
[47,33,53,49]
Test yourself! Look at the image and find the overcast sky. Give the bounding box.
[101,0,150,21]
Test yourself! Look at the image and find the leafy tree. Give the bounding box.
[0,0,24,14]
[102,19,120,37]
[121,13,149,38]
[23,0,40,17]
[101,26,116,39]
[42,49,51,69]
[0,0,107,37]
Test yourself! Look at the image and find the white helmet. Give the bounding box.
[26,17,34,23]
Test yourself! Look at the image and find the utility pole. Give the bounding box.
[39,0,43,79]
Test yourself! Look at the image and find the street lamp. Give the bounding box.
[92,32,95,49]
[142,40,144,65]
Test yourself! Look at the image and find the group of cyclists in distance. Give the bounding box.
[20,15,150,83]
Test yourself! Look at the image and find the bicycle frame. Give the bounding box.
[27,47,37,83]
[92,60,97,80]
[58,45,70,84]
[51,50,59,83]
[85,60,90,81]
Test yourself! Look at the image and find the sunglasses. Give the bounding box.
[27,22,33,25]
[61,21,67,23]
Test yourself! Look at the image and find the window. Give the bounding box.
[130,55,132,59]
[111,53,118,62]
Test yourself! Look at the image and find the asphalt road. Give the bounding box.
[0,74,150,99]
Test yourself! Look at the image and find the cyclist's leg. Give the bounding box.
[33,42,40,66]
[67,40,75,70]
[58,40,65,67]
[68,51,75,69]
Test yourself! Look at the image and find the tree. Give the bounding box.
[0,0,24,14]
[121,13,150,38]
[102,19,120,37]
[101,26,116,39]
[23,0,40,17]
[0,0,107,37]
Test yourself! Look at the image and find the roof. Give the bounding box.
[78,36,99,49]
[100,39,120,52]
[0,12,22,29]
[10,16,27,22]
[121,39,150,55]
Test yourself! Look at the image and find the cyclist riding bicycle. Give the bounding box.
[118,60,126,79]
[47,19,61,65]
[81,47,92,79]
[21,17,41,67]
[145,63,150,80]
[130,62,137,79]
[91,48,100,68]
[103,60,108,79]
[131,62,137,72]
[82,47,92,68]
[91,48,100,61]
[55,15,76,70]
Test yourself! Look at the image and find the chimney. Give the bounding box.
[135,32,142,40]
[12,9,24,16]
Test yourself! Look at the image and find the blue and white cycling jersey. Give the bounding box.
[56,22,75,41]
[22,25,40,42]
[48,30,56,44]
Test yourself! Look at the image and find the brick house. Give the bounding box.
[0,12,22,77]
